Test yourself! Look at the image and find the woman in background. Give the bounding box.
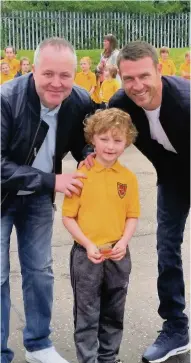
[97,34,121,84]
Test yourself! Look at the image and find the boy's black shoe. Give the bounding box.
[142,328,190,362]
[115,360,123,363]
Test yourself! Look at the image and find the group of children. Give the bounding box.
[159,46,190,78]
[1,45,190,94]
[0,46,31,85]
[74,56,120,109]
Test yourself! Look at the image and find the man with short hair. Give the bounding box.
[109,41,190,363]
[1,37,93,363]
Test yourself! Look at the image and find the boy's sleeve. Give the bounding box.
[126,174,140,218]
[62,167,88,217]
[114,80,120,92]
[62,192,81,218]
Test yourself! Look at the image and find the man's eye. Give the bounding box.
[115,140,122,142]
[44,73,52,77]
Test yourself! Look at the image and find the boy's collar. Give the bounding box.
[94,158,122,173]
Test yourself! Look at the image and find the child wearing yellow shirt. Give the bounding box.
[159,47,176,76]
[62,108,140,363]
[0,62,14,85]
[179,51,190,80]
[1,46,20,77]
[75,57,97,98]
[100,65,120,106]
[15,57,31,77]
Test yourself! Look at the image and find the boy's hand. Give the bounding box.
[78,152,96,170]
[110,240,127,261]
[86,243,104,264]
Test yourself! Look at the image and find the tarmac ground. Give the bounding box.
[8,146,190,363]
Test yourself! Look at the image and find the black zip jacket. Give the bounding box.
[109,76,190,201]
[1,73,93,214]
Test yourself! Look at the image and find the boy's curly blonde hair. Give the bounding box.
[84,108,138,147]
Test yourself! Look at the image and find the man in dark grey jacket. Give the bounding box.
[109,42,190,363]
[1,37,93,363]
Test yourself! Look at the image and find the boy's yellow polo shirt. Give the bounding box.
[0,73,14,85]
[1,58,20,76]
[75,71,97,94]
[179,62,190,79]
[100,79,120,103]
[62,160,140,247]
[159,58,176,76]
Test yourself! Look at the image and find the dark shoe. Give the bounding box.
[142,329,190,362]
[115,360,123,363]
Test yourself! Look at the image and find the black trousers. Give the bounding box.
[157,183,190,331]
[70,243,131,363]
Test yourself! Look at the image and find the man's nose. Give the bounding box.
[50,76,62,87]
[133,78,144,91]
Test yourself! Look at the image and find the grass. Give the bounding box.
[1,48,189,74]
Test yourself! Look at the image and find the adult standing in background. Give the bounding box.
[97,34,121,84]
[1,37,93,363]
[109,41,190,363]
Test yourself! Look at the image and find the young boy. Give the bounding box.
[158,46,176,76]
[0,62,14,85]
[1,46,20,77]
[179,51,190,80]
[15,56,31,77]
[100,65,120,106]
[75,56,97,98]
[62,108,140,363]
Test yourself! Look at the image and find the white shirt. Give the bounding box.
[17,103,61,195]
[143,106,177,153]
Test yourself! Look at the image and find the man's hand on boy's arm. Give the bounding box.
[62,216,104,264]
[110,218,138,261]
[55,172,87,197]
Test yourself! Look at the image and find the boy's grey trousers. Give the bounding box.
[70,242,131,363]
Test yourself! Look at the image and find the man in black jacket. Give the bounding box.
[1,37,93,363]
[109,41,190,362]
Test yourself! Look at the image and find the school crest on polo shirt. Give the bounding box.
[117,182,127,198]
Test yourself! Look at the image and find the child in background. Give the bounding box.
[91,69,102,110]
[75,56,97,98]
[15,57,31,77]
[1,46,20,77]
[0,62,14,85]
[62,108,140,363]
[159,46,176,76]
[100,65,120,106]
[179,51,190,80]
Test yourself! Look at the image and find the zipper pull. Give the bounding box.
[34,147,37,157]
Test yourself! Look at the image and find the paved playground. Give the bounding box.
[8,146,190,363]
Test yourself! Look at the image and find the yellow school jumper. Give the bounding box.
[62,160,140,247]
[100,79,120,103]
[159,58,176,76]
[1,58,20,77]
[75,71,97,94]
[0,73,14,85]
[91,79,101,104]
[179,62,190,79]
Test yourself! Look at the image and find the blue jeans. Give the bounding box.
[157,184,190,331]
[1,194,54,363]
